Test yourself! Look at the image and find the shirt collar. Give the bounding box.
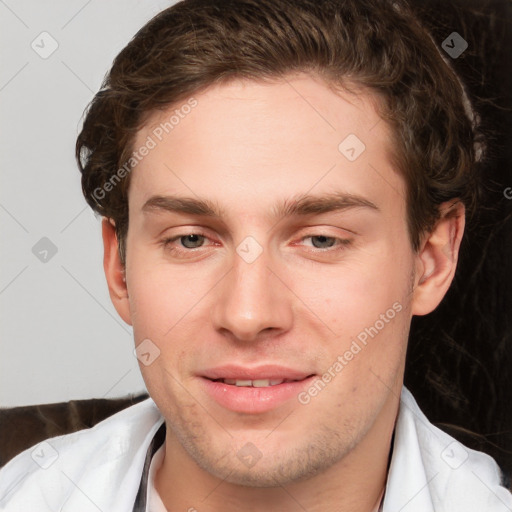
[382,387,436,511]
[132,422,166,512]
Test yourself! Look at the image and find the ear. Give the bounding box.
[411,201,465,316]
[102,218,132,325]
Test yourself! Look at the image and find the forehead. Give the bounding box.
[128,74,405,220]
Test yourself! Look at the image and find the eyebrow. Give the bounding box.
[142,191,379,220]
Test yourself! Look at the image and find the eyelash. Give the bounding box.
[160,231,352,257]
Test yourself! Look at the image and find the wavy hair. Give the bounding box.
[76,0,483,265]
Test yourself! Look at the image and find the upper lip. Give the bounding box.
[200,364,315,381]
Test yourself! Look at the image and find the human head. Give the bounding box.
[77,0,481,266]
[74,0,480,496]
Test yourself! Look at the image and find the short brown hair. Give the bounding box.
[76,0,483,264]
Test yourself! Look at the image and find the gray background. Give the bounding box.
[0,0,177,407]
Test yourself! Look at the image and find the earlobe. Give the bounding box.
[101,218,132,326]
[411,202,465,316]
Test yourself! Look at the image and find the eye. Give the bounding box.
[303,235,337,249]
[299,234,352,251]
[160,232,212,256]
[175,233,206,249]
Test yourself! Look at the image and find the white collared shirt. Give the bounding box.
[1,387,510,511]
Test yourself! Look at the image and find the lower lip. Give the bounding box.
[199,376,316,414]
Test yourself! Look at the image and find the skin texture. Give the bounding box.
[102,73,465,512]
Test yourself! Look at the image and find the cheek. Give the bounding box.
[126,259,215,345]
[293,245,412,333]
[126,262,176,340]
[303,251,412,388]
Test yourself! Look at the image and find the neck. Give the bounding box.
[155,390,400,512]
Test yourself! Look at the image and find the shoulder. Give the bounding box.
[397,387,512,512]
[0,397,163,512]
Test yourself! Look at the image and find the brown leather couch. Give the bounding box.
[0,394,149,467]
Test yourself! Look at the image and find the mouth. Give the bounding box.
[199,368,316,414]
[208,377,310,387]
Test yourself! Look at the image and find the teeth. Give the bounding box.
[221,378,288,387]
[235,380,253,387]
[253,379,283,387]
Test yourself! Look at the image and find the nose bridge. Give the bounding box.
[211,237,292,341]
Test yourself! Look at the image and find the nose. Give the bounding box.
[210,243,294,342]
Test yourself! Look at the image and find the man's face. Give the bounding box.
[119,74,417,485]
